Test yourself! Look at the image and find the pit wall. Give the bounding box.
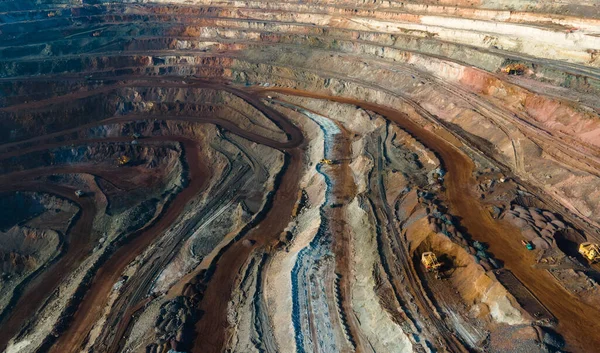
[14,26,588,231]
[110,1,600,59]
[226,252,264,353]
[101,0,600,19]
[347,191,413,352]
[4,124,216,353]
[262,106,326,353]
[120,86,288,143]
[227,59,600,229]
[406,215,528,326]
[122,123,286,350]
[0,227,61,315]
[3,3,600,97]
[291,95,419,351]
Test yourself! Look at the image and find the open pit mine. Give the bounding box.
[1,1,600,353]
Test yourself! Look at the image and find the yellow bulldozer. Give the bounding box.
[421,251,442,278]
[579,242,600,263]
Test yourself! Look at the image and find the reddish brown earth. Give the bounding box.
[0,135,202,351]
[0,81,595,353]
[2,2,600,352]
[267,87,600,352]
[47,138,210,353]
[0,79,305,352]
[192,148,303,353]
[0,183,96,348]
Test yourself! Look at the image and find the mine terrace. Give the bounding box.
[1,1,600,353]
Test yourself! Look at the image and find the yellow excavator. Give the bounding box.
[501,63,527,75]
[421,251,442,278]
[319,159,333,165]
[117,155,131,166]
[579,242,600,263]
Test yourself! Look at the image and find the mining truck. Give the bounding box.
[579,242,600,263]
[521,240,534,251]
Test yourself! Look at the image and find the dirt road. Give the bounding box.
[0,183,96,351]
[266,88,600,352]
[191,148,303,353]
[326,129,368,353]
[4,79,596,351]
[190,86,305,353]
[0,78,305,351]
[47,138,210,353]
[0,134,202,351]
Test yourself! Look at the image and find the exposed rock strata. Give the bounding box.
[0,1,599,353]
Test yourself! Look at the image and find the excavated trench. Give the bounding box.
[1,1,600,353]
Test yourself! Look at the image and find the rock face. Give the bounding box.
[0,1,600,353]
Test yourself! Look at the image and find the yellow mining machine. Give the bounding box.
[579,242,600,263]
[421,251,442,278]
[319,159,334,165]
[501,63,527,75]
[117,155,131,166]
